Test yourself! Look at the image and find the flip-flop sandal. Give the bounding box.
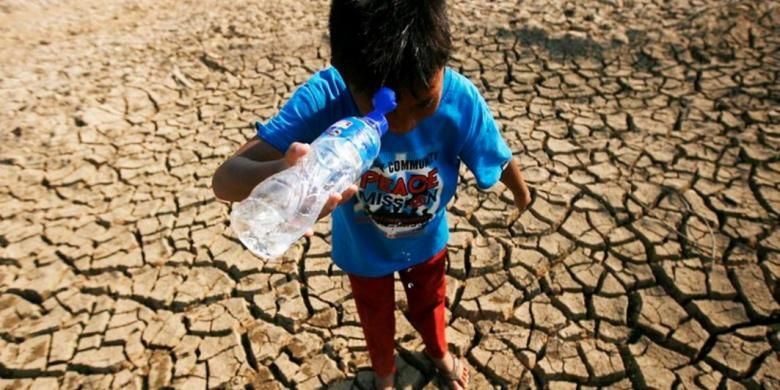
[440,354,469,390]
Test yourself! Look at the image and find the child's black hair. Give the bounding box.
[329,0,452,95]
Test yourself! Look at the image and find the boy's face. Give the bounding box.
[351,68,444,134]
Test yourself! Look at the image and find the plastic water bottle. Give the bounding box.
[230,88,397,259]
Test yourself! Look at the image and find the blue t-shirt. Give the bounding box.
[256,67,511,277]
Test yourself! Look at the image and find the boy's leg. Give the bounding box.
[399,249,448,359]
[347,272,397,377]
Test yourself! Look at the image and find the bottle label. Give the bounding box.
[325,119,354,137]
[321,117,379,166]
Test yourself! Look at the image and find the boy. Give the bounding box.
[212,0,531,388]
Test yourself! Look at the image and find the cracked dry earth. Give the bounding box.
[1,0,779,388]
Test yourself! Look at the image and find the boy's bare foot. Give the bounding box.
[374,372,394,390]
[432,352,469,390]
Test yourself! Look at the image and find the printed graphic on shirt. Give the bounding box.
[354,151,443,238]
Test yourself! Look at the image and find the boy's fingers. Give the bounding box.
[339,185,358,205]
[284,142,310,166]
[318,193,342,219]
[304,228,314,237]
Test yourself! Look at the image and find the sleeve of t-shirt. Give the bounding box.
[255,73,333,153]
[459,84,513,190]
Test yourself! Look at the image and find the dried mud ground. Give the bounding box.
[1,0,779,389]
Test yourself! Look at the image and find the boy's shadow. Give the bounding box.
[325,351,441,389]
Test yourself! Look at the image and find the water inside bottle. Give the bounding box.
[231,115,382,260]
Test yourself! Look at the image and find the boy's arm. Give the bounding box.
[212,137,357,225]
[214,137,328,203]
[500,158,532,213]
[212,137,287,202]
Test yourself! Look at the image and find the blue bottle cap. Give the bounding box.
[366,87,397,136]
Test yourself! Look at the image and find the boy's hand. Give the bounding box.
[282,142,311,168]
[304,184,358,237]
[500,159,532,216]
[285,143,359,237]
[515,186,532,214]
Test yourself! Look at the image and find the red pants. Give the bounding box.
[348,249,448,376]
